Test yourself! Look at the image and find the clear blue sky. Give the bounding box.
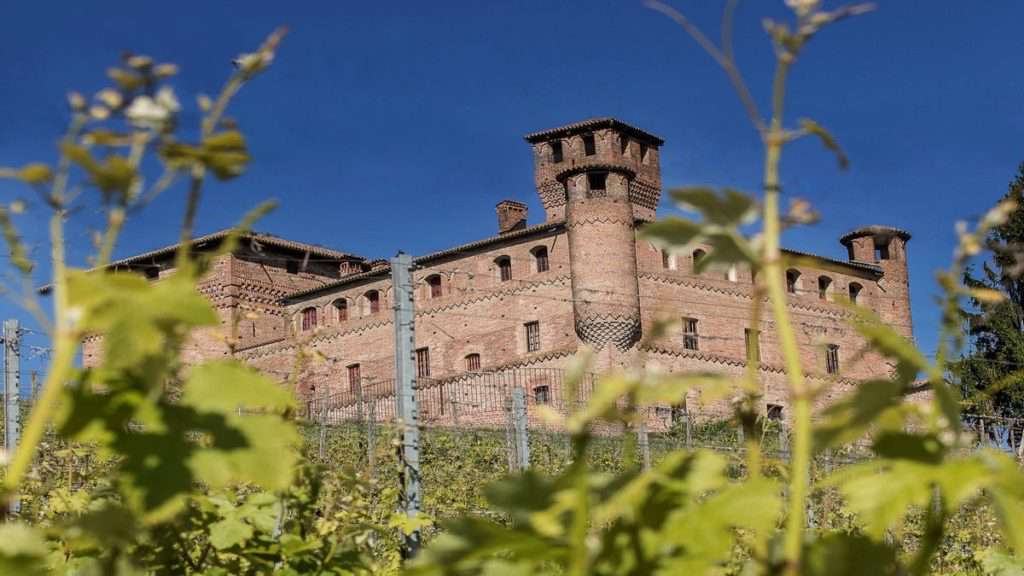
[1,1,1022,380]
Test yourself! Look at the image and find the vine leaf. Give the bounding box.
[799,118,849,170]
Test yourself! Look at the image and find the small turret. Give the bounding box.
[840,225,913,337]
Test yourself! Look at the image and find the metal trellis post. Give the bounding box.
[4,319,21,515]
[392,253,421,557]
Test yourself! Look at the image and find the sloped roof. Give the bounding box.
[525,117,665,145]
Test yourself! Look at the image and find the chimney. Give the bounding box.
[496,200,528,234]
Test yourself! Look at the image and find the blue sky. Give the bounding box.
[1,1,1023,381]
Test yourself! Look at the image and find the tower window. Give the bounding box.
[849,282,863,304]
[825,344,840,375]
[583,134,596,156]
[874,240,890,261]
[525,321,541,352]
[465,353,481,372]
[692,249,707,271]
[364,290,381,315]
[300,307,317,331]
[347,363,361,394]
[818,276,832,300]
[496,256,512,282]
[416,347,430,378]
[620,136,630,155]
[286,260,299,274]
[550,141,563,163]
[532,246,549,273]
[587,172,607,193]
[745,328,760,362]
[534,385,550,404]
[427,274,442,298]
[682,317,699,351]
[661,249,673,270]
[144,266,159,280]
[640,142,649,163]
[786,269,801,294]
[767,403,784,422]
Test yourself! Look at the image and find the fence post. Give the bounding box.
[684,402,693,449]
[391,252,422,557]
[318,385,328,461]
[4,319,21,515]
[512,387,530,471]
[637,409,651,470]
[366,394,377,478]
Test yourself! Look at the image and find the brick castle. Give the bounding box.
[84,118,914,422]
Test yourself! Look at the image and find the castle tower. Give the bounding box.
[525,118,665,352]
[840,225,913,338]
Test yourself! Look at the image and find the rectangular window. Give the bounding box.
[583,134,596,156]
[825,344,840,375]
[429,276,442,298]
[640,142,649,163]
[550,141,563,163]
[534,385,550,404]
[286,260,299,274]
[587,172,607,193]
[745,328,760,362]
[535,249,549,273]
[767,403,784,422]
[465,353,481,371]
[416,347,430,378]
[301,308,317,331]
[347,364,361,394]
[498,258,512,282]
[525,321,541,353]
[875,241,890,261]
[682,317,699,351]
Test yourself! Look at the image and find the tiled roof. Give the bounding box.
[524,117,665,145]
[106,229,364,269]
[283,220,566,302]
[839,225,912,245]
[781,248,883,274]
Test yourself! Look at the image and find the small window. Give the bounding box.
[745,328,760,362]
[874,240,890,261]
[692,249,706,271]
[655,406,672,424]
[662,249,672,270]
[640,142,649,163]
[365,290,381,315]
[427,274,442,298]
[532,246,549,273]
[620,136,630,155]
[496,256,512,282]
[825,344,840,375]
[726,266,738,282]
[766,403,784,422]
[550,141,563,163]
[416,347,430,378]
[144,266,159,280]
[818,276,832,300]
[587,172,607,193]
[525,321,541,353]
[583,134,596,156]
[786,269,801,294]
[682,317,699,351]
[534,385,550,404]
[347,363,361,394]
[465,353,481,372]
[848,282,863,304]
[286,260,299,274]
[300,307,317,331]
[333,299,348,322]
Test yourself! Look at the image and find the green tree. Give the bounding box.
[955,163,1024,417]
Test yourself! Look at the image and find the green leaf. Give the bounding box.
[201,130,250,181]
[803,533,901,576]
[16,163,53,184]
[0,524,49,576]
[182,361,294,412]
[978,549,1024,576]
[640,216,703,248]
[798,118,849,170]
[813,379,907,451]
[669,187,758,226]
[209,517,254,550]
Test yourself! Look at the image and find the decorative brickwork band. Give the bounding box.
[574,314,641,351]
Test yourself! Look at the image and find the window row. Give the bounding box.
[680,318,840,374]
[494,246,549,283]
[786,269,863,304]
[547,134,650,164]
[298,291,381,331]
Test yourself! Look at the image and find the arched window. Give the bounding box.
[332,298,348,322]
[726,266,738,282]
[818,276,833,300]
[363,290,380,315]
[692,249,707,271]
[495,256,512,282]
[300,307,317,331]
[426,274,442,298]
[662,249,671,269]
[532,246,550,273]
[786,269,801,294]
[465,353,481,372]
[848,282,863,304]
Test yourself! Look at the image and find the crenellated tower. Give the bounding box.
[525,118,664,352]
[840,225,913,338]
